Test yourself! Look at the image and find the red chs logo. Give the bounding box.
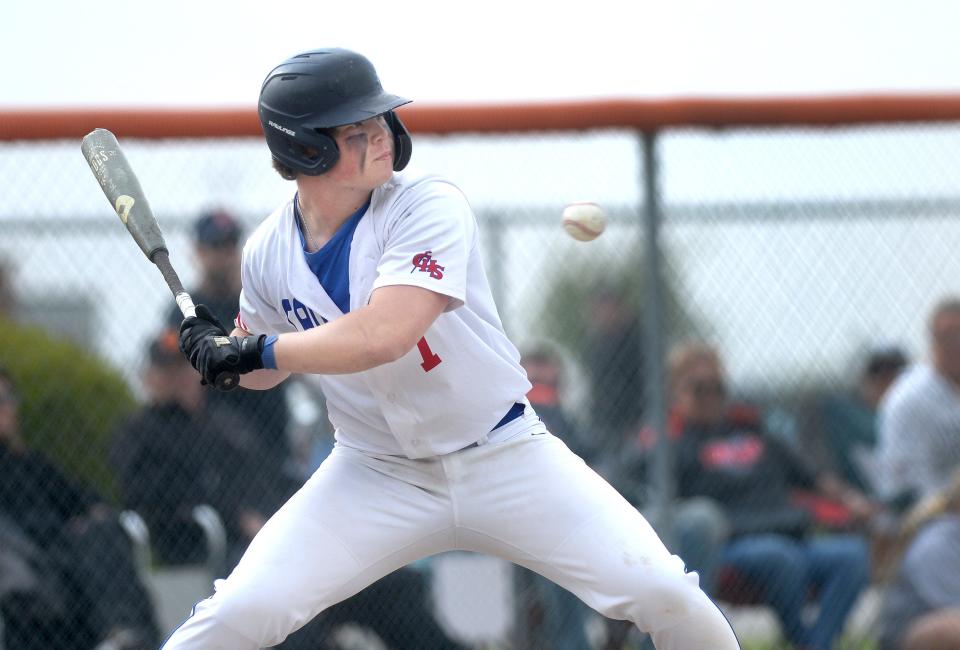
[411,251,445,280]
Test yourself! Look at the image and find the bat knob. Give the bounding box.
[214,371,240,392]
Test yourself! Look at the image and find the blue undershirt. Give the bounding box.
[295,193,370,314]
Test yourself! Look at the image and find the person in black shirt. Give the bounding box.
[581,284,645,449]
[165,209,293,473]
[0,367,157,649]
[669,342,871,650]
[108,329,297,570]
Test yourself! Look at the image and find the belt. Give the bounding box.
[492,402,526,430]
[460,402,526,451]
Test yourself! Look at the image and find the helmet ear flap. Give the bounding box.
[385,111,412,172]
[299,129,340,175]
[263,125,340,176]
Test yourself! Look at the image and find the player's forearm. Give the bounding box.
[271,306,415,375]
[267,285,449,375]
[239,368,291,390]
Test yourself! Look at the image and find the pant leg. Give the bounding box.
[805,534,870,650]
[450,433,741,650]
[720,534,810,647]
[161,446,455,650]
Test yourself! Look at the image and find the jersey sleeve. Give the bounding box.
[370,182,474,310]
[237,247,273,334]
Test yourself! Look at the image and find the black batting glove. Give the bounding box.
[191,333,267,389]
[178,304,229,369]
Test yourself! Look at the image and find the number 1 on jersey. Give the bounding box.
[417,337,442,372]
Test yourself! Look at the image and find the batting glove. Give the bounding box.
[185,332,268,389]
[178,304,228,367]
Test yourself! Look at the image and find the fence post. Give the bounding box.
[640,130,674,543]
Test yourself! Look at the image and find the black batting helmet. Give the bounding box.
[258,48,413,176]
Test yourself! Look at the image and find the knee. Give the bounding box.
[626,568,738,645]
[822,536,871,586]
[728,536,807,580]
[203,579,312,646]
[607,564,709,633]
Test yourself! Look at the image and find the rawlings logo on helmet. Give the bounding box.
[268,121,296,137]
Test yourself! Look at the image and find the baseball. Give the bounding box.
[562,201,606,242]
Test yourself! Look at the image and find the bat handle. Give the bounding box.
[175,291,197,319]
[173,287,238,391]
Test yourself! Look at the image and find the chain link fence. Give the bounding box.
[1,119,959,649]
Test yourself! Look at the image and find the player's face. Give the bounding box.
[328,115,394,189]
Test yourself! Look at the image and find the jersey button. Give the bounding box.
[387,392,397,402]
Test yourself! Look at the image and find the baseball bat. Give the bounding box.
[80,128,239,390]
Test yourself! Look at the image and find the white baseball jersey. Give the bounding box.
[237,167,532,458]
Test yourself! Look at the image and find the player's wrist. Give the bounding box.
[260,334,280,370]
[236,334,268,373]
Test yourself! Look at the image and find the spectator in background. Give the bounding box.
[669,341,870,650]
[810,345,908,497]
[108,329,298,571]
[581,283,645,453]
[521,345,591,458]
[0,367,158,650]
[876,297,960,512]
[879,467,960,650]
[166,209,292,474]
[516,346,592,650]
[800,345,909,581]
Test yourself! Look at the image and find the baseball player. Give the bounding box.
[167,48,741,649]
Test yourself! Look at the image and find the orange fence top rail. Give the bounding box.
[2,95,960,141]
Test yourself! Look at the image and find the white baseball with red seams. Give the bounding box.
[562,201,606,241]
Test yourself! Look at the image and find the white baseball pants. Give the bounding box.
[161,429,739,649]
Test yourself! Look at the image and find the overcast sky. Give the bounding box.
[4,0,959,107]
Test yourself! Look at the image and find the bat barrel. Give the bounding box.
[80,128,168,259]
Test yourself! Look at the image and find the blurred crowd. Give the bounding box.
[1,211,959,649]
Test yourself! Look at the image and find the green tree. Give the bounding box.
[0,319,136,500]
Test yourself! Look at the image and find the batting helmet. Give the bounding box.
[258,48,413,176]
